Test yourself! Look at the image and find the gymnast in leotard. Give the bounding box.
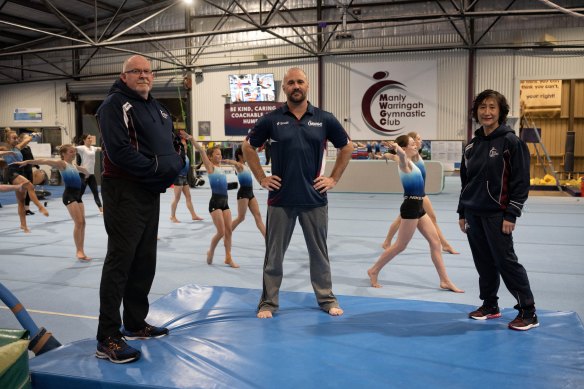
[188,136,240,268]
[367,135,463,292]
[15,144,92,261]
[2,130,49,232]
[381,131,459,254]
[230,146,266,238]
[169,136,203,223]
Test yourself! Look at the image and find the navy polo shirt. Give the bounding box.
[247,102,350,207]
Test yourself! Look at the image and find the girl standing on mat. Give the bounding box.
[75,134,103,214]
[169,135,203,223]
[2,130,49,233]
[382,132,458,254]
[367,135,463,292]
[14,144,92,261]
[230,146,266,238]
[187,135,239,268]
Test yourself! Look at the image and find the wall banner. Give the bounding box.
[14,107,43,122]
[224,102,283,136]
[350,61,437,140]
[520,80,562,118]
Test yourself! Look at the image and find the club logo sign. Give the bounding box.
[350,62,437,140]
[362,71,428,135]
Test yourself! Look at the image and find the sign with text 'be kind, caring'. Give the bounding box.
[350,61,437,140]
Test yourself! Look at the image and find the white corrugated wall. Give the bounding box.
[0,81,75,143]
[474,50,584,117]
[190,48,583,142]
[2,50,582,145]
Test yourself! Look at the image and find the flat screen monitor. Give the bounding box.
[229,73,275,103]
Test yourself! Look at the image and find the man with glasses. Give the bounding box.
[95,55,184,363]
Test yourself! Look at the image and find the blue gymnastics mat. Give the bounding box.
[29,285,584,389]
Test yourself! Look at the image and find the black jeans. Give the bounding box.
[97,178,160,341]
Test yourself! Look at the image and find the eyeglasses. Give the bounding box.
[124,69,153,76]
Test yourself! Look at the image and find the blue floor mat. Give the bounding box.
[28,284,584,389]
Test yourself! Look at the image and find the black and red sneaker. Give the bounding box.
[509,312,539,331]
[468,304,502,320]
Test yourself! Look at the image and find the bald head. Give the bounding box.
[122,55,149,73]
[282,67,309,105]
[283,67,307,82]
[120,55,154,100]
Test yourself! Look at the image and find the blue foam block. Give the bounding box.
[29,285,584,388]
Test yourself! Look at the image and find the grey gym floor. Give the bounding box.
[1,176,583,346]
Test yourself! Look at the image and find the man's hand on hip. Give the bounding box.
[260,175,281,191]
[313,176,337,193]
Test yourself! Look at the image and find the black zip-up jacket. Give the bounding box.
[457,124,530,224]
[96,79,184,193]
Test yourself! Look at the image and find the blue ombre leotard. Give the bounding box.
[3,147,23,164]
[399,161,425,197]
[208,166,229,212]
[398,161,426,219]
[413,158,426,182]
[5,147,24,183]
[61,163,82,189]
[61,163,83,205]
[209,166,228,196]
[236,165,255,200]
[237,167,253,188]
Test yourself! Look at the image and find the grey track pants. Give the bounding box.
[258,205,339,313]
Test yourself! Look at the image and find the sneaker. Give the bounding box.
[96,336,140,364]
[509,312,539,331]
[468,304,502,320]
[25,210,35,215]
[121,323,169,340]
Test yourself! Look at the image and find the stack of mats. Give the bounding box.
[0,329,30,389]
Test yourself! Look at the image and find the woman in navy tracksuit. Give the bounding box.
[458,89,538,331]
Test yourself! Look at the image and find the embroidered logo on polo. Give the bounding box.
[276,121,289,126]
[307,121,323,127]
